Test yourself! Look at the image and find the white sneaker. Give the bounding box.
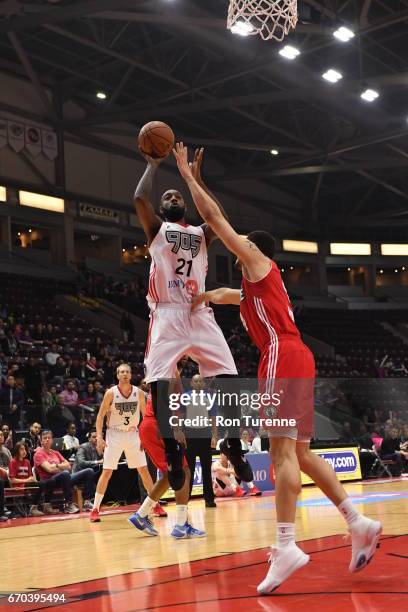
[349,517,382,573]
[257,545,310,595]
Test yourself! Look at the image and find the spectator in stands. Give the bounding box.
[23,357,43,422]
[47,356,66,385]
[69,358,87,382]
[73,430,102,507]
[0,430,11,480]
[0,374,24,429]
[240,430,252,452]
[5,331,18,356]
[62,422,80,452]
[338,421,357,443]
[85,356,98,380]
[59,380,78,407]
[2,424,13,451]
[380,427,408,469]
[34,430,95,514]
[79,383,96,406]
[45,343,60,367]
[43,385,59,416]
[9,441,44,517]
[20,329,34,348]
[120,313,134,342]
[44,323,55,342]
[24,422,41,458]
[0,479,8,521]
[32,323,45,344]
[93,381,104,405]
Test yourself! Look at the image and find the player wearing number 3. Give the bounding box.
[90,364,166,522]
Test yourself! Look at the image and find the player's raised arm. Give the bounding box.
[190,147,229,246]
[192,288,241,311]
[173,143,269,280]
[133,155,163,245]
[95,388,113,455]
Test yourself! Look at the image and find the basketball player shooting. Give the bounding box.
[133,147,253,492]
[173,142,382,594]
[90,364,165,523]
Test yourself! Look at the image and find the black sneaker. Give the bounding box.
[205,500,217,508]
[220,438,254,482]
[165,442,186,491]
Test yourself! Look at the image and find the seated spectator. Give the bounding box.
[2,423,14,451]
[240,430,252,452]
[0,374,24,430]
[59,380,78,407]
[47,356,66,384]
[69,358,87,382]
[62,422,80,452]
[73,430,103,473]
[380,427,408,469]
[93,381,104,405]
[0,479,8,521]
[32,323,46,343]
[20,329,34,348]
[85,356,98,380]
[44,323,55,342]
[34,430,95,514]
[23,421,42,460]
[9,441,44,517]
[339,421,357,443]
[43,385,59,416]
[250,431,262,453]
[45,343,60,367]
[0,429,12,480]
[80,383,96,406]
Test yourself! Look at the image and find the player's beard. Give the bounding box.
[164,207,185,222]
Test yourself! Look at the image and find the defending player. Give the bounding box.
[133,150,252,490]
[90,364,166,522]
[128,366,205,539]
[173,142,382,595]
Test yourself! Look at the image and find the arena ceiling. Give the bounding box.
[2,1,408,240]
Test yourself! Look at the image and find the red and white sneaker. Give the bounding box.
[248,485,262,496]
[90,508,101,523]
[257,545,310,595]
[348,517,382,572]
[153,503,168,517]
[234,486,246,498]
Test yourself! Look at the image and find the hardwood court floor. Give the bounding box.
[1,479,407,611]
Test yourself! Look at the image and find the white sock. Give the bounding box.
[248,481,255,489]
[338,498,360,526]
[176,504,188,526]
[277,523,295,548]
[93,492,104,511]
[138,496,156,518]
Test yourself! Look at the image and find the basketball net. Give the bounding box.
[227,0,298,42]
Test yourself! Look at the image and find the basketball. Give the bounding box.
[138,121,175,159]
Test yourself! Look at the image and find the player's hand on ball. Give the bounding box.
[173,142,193,181]
[139,149,164,166]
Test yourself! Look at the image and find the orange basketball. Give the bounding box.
[138,121,175,159]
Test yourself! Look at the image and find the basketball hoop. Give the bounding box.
[227,0,298,42]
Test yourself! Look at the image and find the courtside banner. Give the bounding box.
[301,447,362,485]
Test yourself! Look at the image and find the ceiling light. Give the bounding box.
[322,69,343,83]
[395,268,398,273]
[96,91,107,100]
[270,148,279,156]
[28,228,32,233]
[347,267,351,271]
[122,248,125,252]
[279,45,300,60]
[290,266,294,270]
[402,266,406,271]
[230,21,253,36]
[361,88,379,102]
[333,26,355,42]
[379,269,384,274]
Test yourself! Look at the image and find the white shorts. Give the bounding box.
[144,305,237,383]
[103,429,147,470]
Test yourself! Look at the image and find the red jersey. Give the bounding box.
[240,260,300,351]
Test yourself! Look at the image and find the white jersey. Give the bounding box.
[147,221,208,307]
[106,385,141,432]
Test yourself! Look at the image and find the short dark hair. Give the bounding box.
[247,231,276,259]
[41,429,53,438]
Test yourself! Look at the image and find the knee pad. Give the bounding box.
[164,439,186,491]
[220,438,254,483]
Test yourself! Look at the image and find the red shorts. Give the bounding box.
[139,416,188,473]
[258,339,315,441]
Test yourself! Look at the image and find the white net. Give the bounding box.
[227,0,298,42]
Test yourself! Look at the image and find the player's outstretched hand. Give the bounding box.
[191,147,204,183]
[191,291,211,311]
[173,142,193,182]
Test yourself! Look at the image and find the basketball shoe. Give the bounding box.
[348,517,382,572]
[257,545,310,595]
[220,438,253,482]
[234,486,246,497]
[153,503,168,517]
[248,485,262,496]
[128,512,158,536]
[171,522,206,539]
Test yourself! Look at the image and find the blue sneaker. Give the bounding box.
[171,522,206,539]
[127,512,158,536]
